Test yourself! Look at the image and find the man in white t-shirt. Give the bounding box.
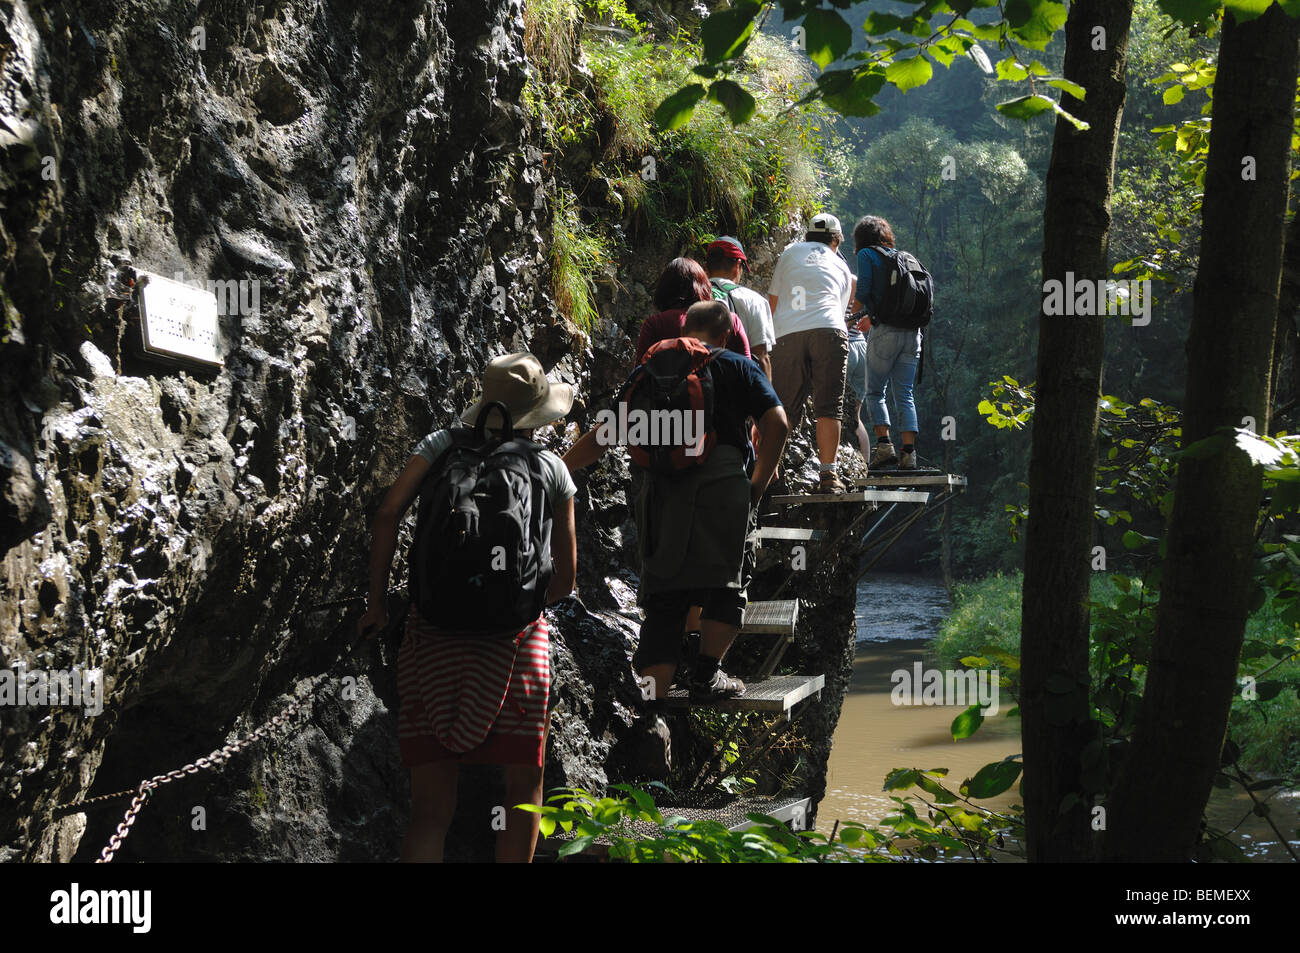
[707,236,775,379]
[766,213,856,494]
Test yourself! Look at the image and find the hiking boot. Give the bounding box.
[869,441,898,469]
[689,668,746,701]
[635,713,672,779]
[816,471,847,495]
[899,448,917,470]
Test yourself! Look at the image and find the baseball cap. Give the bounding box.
[809,213,843,236]
[707,236,749,269]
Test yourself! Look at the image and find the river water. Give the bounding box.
[816,572,1298,861]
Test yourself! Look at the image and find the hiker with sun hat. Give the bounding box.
[358,352,577,863]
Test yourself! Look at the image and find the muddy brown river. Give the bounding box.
[816,573,1298,861]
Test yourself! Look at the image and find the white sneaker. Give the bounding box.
[899,448,917,470]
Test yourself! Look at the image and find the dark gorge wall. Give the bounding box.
[0,0,856,862]
[0,0,590,862]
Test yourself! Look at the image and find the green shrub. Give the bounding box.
[524,780,1019,862]
[550,189,610,332]
[935,571,1300,780]
[584,29,825,250]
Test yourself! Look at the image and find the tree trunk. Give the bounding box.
[1020,0,1133,862]
[1105,4,1300,862]
[1270,199,1300,422]
[941,436,953,598]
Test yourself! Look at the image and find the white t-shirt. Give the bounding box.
[412,430,577,505]
[767,241,854,338]
[711,278,776,351]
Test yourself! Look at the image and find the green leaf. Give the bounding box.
[1256,680,1286,701]
[708,79,757,124]
[701,2,760,63]
[1224,0,1277,22]
[996,56,1029,81]
[538,815,556,838]
[1122,530,1152,550]
[557,833,597,857]
[1048,78,1086,101]
[951,704,985,740]
[996,94,1055,120]
[1006,0,1068,48]
[861,12,906,35]
[821,69,885,117]
[803,9,853,69]
[885,55,933,92]
[883,767,920,790]
[653,83,707,130]
[1158,0,1226,23]
[916,773,958,803]
[1163,84,1186,105]
[963,760,1023,799]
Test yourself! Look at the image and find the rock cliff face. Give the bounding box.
[0,0,857,862]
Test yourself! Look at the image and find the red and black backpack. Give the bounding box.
[619,337,721,475]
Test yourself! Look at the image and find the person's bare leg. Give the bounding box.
[816,417,841,466]
[402,762,459,862]
[638,663,678,702]
[901,430,917,446]
[856,419,872,459]
[685,605,703,633]
[698,619,741,665]
[499,761,546,863]
[874,424,890,439]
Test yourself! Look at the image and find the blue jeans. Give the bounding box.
[864,326,921,433]
[846,331,870,431]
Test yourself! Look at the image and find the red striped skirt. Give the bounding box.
[396,607,551,767]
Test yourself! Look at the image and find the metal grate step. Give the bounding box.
[748,526,826,546]
[770,488,931,506]
[739,599,798,635]
[656,793,811,831]
[853,473,968,488]
[538,794,813,856]
[664,674,824,714]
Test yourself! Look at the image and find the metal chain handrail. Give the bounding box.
[54,585,408,861]
[95,667,336,862]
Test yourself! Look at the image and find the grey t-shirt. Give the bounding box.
[412,430,577,506]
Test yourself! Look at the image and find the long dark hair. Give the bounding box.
[853,215,895,252]
[653,257,712,311]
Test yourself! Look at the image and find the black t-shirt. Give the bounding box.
[707,348,782,454]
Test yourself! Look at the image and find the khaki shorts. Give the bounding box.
[770,328,848,427]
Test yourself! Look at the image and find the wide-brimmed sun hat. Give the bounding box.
[460,352,575,430]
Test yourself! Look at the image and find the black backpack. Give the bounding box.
[871,246,934,330]
[408,401,552,636]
